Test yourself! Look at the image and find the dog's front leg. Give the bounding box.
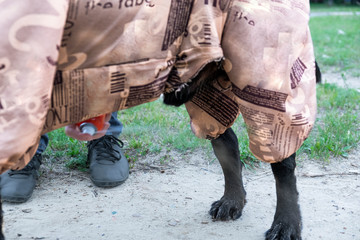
[266,153,302,240]
[209,128,246,221]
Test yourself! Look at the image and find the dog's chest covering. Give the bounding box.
[0,0,316,172]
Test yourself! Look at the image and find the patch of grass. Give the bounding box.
[43,129,88,171]
[309,11,360,76]
[120,99,210,151]
[119,99,212,165]
[120,98,258,168]
[310,3,360,12]
[298,83,360,160]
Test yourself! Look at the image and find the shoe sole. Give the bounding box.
[1,195,32,203]
[90,176,128,188]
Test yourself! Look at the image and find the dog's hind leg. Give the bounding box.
[266,153,302,240]
[209,128,246,221]
[315,61,322,84]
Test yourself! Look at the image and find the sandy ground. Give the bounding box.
[3,72,360,240]
[2,149,360,240]
[321,70,360,91]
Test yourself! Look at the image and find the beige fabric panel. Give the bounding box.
[43,1,231,135]
[0,1,68,173]
[172,0,230,84]
[186,0,317,163]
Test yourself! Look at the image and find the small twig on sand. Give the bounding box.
[301,171,360,178]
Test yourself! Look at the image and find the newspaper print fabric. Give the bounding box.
[186,0,317,162]
[0,0,316,173]
[0,1,69,172]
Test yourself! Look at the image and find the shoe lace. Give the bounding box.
[8,154,42,176]
[87,135,124,163]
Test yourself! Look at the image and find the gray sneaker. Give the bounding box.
[87,135,129,187]
[0,154,41,203]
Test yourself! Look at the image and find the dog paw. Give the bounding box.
[209,196,245,221]
[265,222,302,240]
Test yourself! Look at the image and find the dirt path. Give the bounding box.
[310,11,360,18]
[2,147,360,240]
[321,71,360,91]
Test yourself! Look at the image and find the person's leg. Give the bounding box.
[87,112,129,187]
[0,134,48,203]
[107,112,123,138]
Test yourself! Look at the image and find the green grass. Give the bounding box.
[120,100,207,151]
[45,129,88,171]
[298,84,360,160]
[42,9,360,169]
[310,3,360,12]
[119,99,257,168]
[310,5,360,76]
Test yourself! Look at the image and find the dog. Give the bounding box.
[0,1,319,239]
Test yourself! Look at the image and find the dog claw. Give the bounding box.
[265,222,302,240]
[209,197,245,221]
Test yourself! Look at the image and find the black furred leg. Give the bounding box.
[315,61,322,84]
[265,153,302,240]
[209,128,246,221]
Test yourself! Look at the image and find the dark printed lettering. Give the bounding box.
[110,71,126,94]
[205,0,217,7]
[204,0,231,11]
[103,2,113,8]
[246,125,273,139]
[125,0,133,7]
[291,113,308,126]
[125,75,168,108]
[232,85,288,112]
[233,11,255,26]
[44,105,69,129]
[64,20,74,30]
[67,70,85,122]
[162,0,194,51]
[85,1,96,14]
[46,56,57,66]
[51,72,66,108]
[85,0,153,14]
[119,0,153,8]
[239,104,274,125]
[290,58,307,89]
[61,20,74,47]
[53,71,63,85]
[191,84,239,127]
[41,95,50,112]
[198,23,212,45]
